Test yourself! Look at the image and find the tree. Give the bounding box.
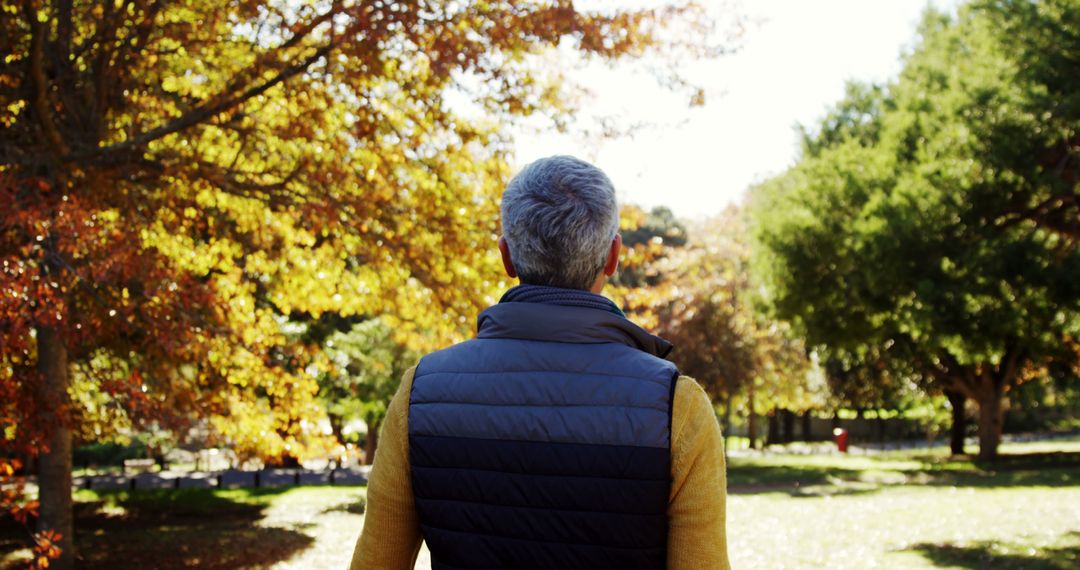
[621,206,689,251]
[608,204,692,329]
[317,317,419,464]
[797,81,890,160]
[753,1,1080,462]
[1,1,726,565]
[655,207,816,448]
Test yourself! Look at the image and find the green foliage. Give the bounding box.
[798,81,890,159]
[72,443,146,468]
[318,318,418,445]
[621,206,689,248]
[752,0,1080,459]
[610,205,690,291]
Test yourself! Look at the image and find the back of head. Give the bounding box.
[500,155,619,290]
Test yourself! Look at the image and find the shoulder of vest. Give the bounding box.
[416,338,677,382]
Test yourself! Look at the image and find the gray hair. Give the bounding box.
[501,155,620,290]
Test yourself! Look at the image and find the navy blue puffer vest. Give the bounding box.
[409,300,678,570]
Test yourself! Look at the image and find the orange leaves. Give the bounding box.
[14,500,40,525]
[0,458,58,569]
[31,529,63,569]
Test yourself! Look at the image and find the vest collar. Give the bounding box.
[499,284,627,317]
[476,301,674,359]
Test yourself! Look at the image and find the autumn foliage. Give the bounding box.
[1,0,724,566]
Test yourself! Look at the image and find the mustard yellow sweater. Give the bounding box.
[349,367,730,570]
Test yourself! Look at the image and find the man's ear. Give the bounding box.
[602,234,622,277]
[498,236,518,279]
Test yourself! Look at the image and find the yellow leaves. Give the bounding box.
[161,75,181,93]
[68,357,136,443]
[208,355,331,462]
[620,204,647,230]
[2,100,26,128]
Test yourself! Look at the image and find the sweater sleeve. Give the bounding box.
[668,375,730,570]
[349,366,422,570]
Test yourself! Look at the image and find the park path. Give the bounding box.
[260,488,431,570]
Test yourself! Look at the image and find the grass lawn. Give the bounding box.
[725,440,1080,569]
[1,439,1077,569]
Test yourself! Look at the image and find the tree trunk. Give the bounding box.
[765,409,779,447]
[945,389,967,456]
[364,419,381,465]
[35,326,74,570]
[975,384,1004,462]
[747,381,758,449]
[722,398,732,441]
[781,409,795,444]
[328,412,345,446]
[722,377,733,447]
[800,411,812,442]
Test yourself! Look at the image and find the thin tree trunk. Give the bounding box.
[945,389,967,456]
[781,409,795,444]
[722,398,732,442]
[976,384,1004,462]
[766,409,780,447]
[35,326,74,570]
[751,380,760,446]
[800,411,812,441]
[328,412,345,446]
[364,419,381,465]
[723,376,734,447]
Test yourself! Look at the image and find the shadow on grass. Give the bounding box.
[925,451,1079,489]
[904,533,1080,570]
[727,451,1079,496]
[728,464,860,486]
[970,451,1080,476]
[321,496,366,516]
[70,488,314,570]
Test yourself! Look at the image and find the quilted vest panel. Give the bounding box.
[409,334,678,570]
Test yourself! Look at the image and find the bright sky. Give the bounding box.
[511,0,958,219]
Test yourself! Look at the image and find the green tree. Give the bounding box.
[318,318,418,465]
[753,1,1080,461]
[798,81,890,159]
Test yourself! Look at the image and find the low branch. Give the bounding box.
[998,342,1024,391]
[73,41,336,162]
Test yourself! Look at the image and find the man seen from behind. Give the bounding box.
[350,155,730,569]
